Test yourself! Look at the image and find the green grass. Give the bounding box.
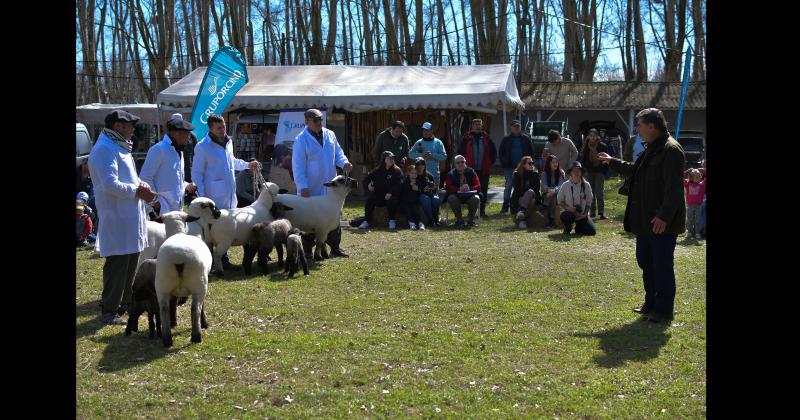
[76,177,706,418]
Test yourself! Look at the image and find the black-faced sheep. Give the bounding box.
[242,219,294,275]
[285,233,309,277]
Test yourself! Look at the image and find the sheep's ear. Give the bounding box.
[185,216,200,223]
[323,182,335,187]
[279,203,293,211]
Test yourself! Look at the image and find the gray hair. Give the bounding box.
[453,155,466,164]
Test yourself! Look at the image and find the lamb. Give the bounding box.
[125,260,200,338]
[284,233,309,277]
[242,218,294,275]
[274,175,358,260]
[155,211,213,347]
[188,182,280,276]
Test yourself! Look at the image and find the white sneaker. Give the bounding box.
[418,222,426,230]
[409,222,417,230]
[518,221,527,229]
[516,210,526,220]
[358,220,369,229]
[388,220,397,230]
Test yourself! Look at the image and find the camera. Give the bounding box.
[416,144,424,152]
[574,205,582,214]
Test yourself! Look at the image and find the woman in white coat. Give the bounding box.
[191,114,257,210]
[139,118,197,213]
[88,110,157,325]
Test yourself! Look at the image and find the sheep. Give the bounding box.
[188,182,280,276]
[274,175,358,261]
[138,219,204,267]
[284,233,309,277]
[125,260,201,338]
[242,218,293,275]
[155,211,213,347]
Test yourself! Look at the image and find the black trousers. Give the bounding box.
[560,211,597,235]
[478,173,490,212]
[636,234,678,314]
[365,194,400,223]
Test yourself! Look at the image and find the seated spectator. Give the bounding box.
[413,158,441,227]
[359,151,404,230]
[540,155,566,226]
[511,156,543,230]
[76,203,94,247]
[557,161,596,236]
[444,155,481,228]
[401,163,428,230]
[236,166,257,207]
[76,191,97,230]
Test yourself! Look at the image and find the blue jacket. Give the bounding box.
[408,137,447,179]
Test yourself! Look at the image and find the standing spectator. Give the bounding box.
[557,161,596,236]
[623,131,647,164]
[372,121,410,169]
[192,114,259,270]
[408,121,447,188]
[540,155,566,227]
[499,120,534,214]
[511,156,542,230]
[598,107,686,323]
[458,118,497,217]
[359,151,404,230]
[88,110,156,325]
[139,116,197,214]
[444,155,482,227]
[543,129,578,176]
[401,164,426,230]
[292,109,353,257]
[235,166,257,207]
[683,168,706,240]
[76,203,93,247]
[580,128,608,219]
[697,160,707,237]
[413,158,442,227]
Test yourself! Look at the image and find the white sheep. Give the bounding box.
[138,219,204,267]
[188,182,280,276]
[155,211,213,347]
[274,175,358,260]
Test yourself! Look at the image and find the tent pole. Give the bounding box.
[502,104,507,136]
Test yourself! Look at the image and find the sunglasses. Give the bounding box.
[525,161,534,165]
[455,161,466,165]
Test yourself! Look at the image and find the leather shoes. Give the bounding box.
[329,248,349,258]
[647,312,674,323]
[632,305,653,315]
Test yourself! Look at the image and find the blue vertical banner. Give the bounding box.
[189,46,249,140]
[674,46,693,139]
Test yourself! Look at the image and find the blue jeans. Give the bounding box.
[635,234,678,315]
[560,211,597,235]
[502,168,514,208]
[418,194,441,223]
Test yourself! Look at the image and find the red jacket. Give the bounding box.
[458,131,497,176]
[444,167,481,193]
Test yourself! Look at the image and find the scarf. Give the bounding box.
[103,128,133,152]
[167,134,184,158]
[209,133,229,148]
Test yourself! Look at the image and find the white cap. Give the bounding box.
[171,113,183,120]
[422,122,432,130]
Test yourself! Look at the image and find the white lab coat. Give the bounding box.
[191,134,248,209]
[292,127,349,197]
[139,134,187,213]
[88,132,148,257]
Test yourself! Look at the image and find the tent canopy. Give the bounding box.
[76,103,180,126]
[157,65,524,113]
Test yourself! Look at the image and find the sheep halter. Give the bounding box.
[252,161,267,199]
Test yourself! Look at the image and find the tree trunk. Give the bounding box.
[691,0,705,80]
[633,0,647,80]
[460,0,471,65]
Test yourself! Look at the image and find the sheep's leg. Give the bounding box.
[276,243,284,267]
[155,308,162,338]
[314,235,325,261]
[212,243,229,277]
[158,292,173,347]
[147,311,156,338]
[200,302,209,329]
[169,296,179,327]
[190,294,204,343]
[258,246,271,274]
[299,250,310,276]
[125,305,143,336]
[242,243,256,275]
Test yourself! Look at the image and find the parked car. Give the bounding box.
[76,123,93,170]
[676,130,705,169]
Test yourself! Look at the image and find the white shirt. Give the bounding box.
[139,134,188,213]
[88,132,148,257]
[292,127,349,197]
[191,134,249,209]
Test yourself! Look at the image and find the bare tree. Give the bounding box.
[691,0,704,80]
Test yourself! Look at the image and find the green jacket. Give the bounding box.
[372,128,410,166]
[608,133,686,237]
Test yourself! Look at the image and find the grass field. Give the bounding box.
[76,177,706,418]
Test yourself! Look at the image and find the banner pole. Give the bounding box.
[675,46,693,139]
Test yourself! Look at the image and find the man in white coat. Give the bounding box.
[191,114,258,270]
[88,110,157,325]
[139,116,198,214]
[292,108,353,257]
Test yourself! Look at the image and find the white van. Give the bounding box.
[76,123,93,170]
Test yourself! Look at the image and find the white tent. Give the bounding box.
[157,65,524,113]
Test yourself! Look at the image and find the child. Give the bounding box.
[76,203,93,247]
[683,168,706,239]
[401,165,426,230]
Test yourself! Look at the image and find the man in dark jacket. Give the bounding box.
[498,120,534,213]
[458,118,497,217]
[599,108,686,323]
[372,121,410,169]
[444,155,482,227]
[359,151,405,230]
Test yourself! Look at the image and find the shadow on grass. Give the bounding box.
[76,300,104,340]
[547,232,572,242]
[95,329,187,373]
[211,257,323,283]
[572,318,671,368]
